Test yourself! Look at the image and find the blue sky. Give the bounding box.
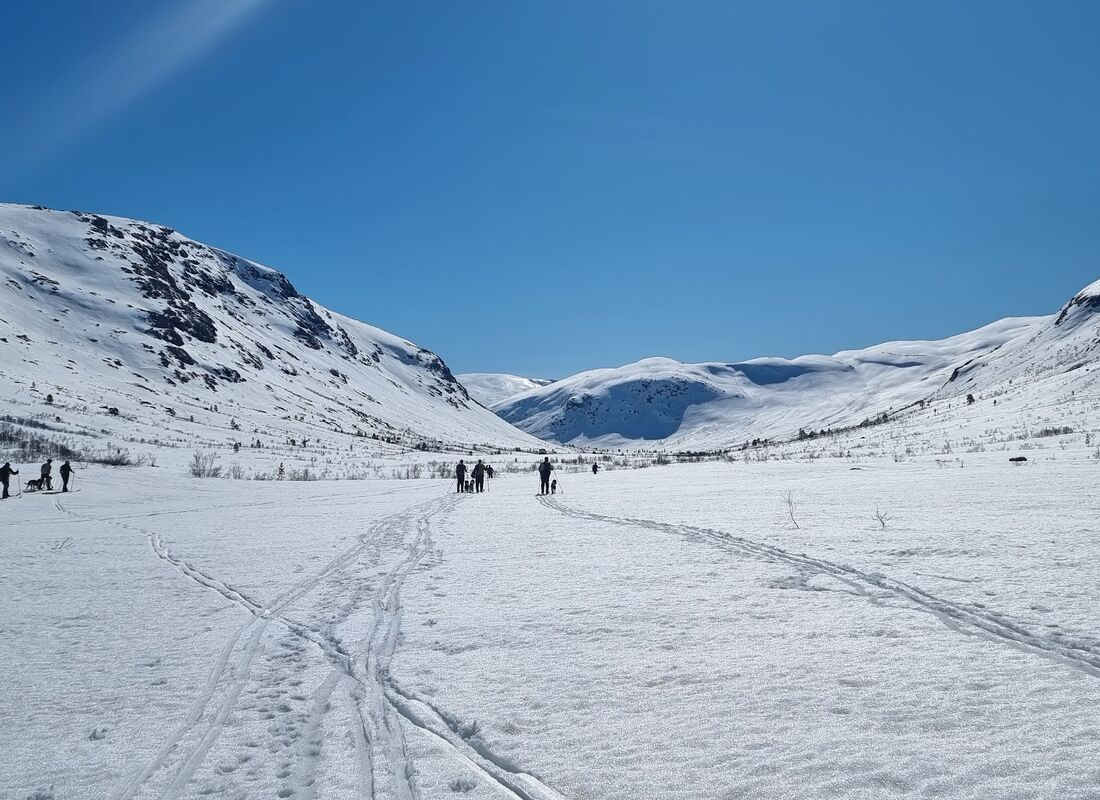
[2,1,1099,378]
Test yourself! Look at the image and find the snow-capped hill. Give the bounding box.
[0,203,542,455]
[495,316,1050,449]
[933,279,1100,402]
[457,372,554,407]
[1055,278,1100,328]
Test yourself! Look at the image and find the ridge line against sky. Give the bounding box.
[2,2,1099,378]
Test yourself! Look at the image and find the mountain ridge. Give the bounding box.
[494,287,1100,448]
[0,203,543,459]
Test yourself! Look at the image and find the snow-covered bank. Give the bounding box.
[3,457,1099,799]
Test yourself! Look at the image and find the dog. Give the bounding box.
[464,479,473,493]
[25,478,45,492]
[550,479,558,494]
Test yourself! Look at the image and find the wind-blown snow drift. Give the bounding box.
[0,203,542,452]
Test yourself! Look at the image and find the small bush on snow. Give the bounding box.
[189,451,222,478]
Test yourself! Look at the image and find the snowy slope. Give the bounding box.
[495,317,1051,448]
[0,204,544,460]
[932,278,1100,403]
[457,372,553,407]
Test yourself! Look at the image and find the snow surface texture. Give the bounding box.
[495,283,1100,448]
[457,373,553,408]
[3,455,1100,800]
[0,203,544,465]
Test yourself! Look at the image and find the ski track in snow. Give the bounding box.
[53,490,566,800]
[538,496,1100,679]
[54,493,439,799]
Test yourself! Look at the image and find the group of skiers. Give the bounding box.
[454,459,495,493]
[454,456,601,496]
[0,458,74,499]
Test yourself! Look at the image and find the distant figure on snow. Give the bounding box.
[486,464,495,479]
[0,462,18,499]
[60,460,73,493]
[41,459,53,491]
[473,460,486,493]
[455,460,467,493]
[592,463,599,475]
[538,457,553,495]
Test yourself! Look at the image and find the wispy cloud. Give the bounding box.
[4,0,272,182]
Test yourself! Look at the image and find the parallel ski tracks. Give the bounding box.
[539,495,1100,678]
[57,490,568,800]
[55,493,446,799]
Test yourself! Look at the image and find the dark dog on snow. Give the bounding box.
[25,478,45,492]
[550,479,558,494]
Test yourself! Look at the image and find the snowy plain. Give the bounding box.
[4,452,1099,800]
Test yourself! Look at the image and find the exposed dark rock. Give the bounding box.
[1056,289,1100,325]
[165,345,196,367]
[209,366,243,383]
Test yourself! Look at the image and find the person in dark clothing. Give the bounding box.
[538,457,553,495]
[486,464,494,479]
[1,462,18,499]
[41,459,53,491]
[60,461,73,492]
[592,463,599,475]
[472,460,486,493]
[455,460,467,493]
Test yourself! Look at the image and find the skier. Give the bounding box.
[455,459,467,493]
[486,464,494,479]
[60,460,73,493]
[0,462,17,500]
[592,462,599,475]
[41,459,53,491]
[538,457,553,495]
[472,459,486,493]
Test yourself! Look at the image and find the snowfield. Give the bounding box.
[457,374,554,408]
[4,455,1099,800]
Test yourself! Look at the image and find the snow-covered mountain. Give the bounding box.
[496,283,1100,449]
[457,372,553,407]
[0,203,543,458]
[930,278,1100,402]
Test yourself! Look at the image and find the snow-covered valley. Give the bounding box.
[457,374,553,409]
[4,452,1100,800]
[3,203,1100,800]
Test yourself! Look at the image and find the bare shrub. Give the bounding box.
[286,466,318,481]
[189,451,222,478]
[782,490,800,530]
[91,449,134,467]
[873,507,890,531]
